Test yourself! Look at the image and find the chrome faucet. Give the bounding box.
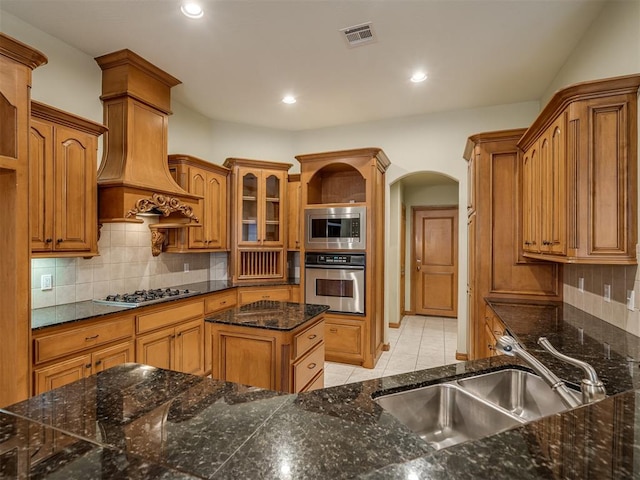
[496,335,581,409]
[537,336,606,404]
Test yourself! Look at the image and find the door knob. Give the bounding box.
[416,259,421,271]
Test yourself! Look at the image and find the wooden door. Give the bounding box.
[92,341,134,373]
[136,328,174,370]
[29,118,54,252]
[54,125,95,252]
[413,207,458,317]
[175,319,205,375]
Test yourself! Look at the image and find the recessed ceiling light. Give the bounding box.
[181,2,204,19]
[282,95,297,104]
[410,72,428,83]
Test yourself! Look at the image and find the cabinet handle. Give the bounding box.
[220,301,227,305]
[45,238,52,243]
[494,330,503,336]
[85,334,99,341]
[85,363,92,369]
[262,295,270,299]
[524,241,531,246]
[95,360,102,366]
[308,334,317,340]
[307,363,317,370]
[177,332,182,337]
[329,328,338,333]
[56,238,63,243]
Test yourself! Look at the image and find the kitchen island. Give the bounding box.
[3,301,639,478]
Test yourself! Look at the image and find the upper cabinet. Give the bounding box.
[224,158,292,283]
[518,74,640,265]
[167,154,230,252]
[287,174,302,251]
[30,101,107,257]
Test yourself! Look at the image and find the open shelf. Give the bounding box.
[307,163,366,205]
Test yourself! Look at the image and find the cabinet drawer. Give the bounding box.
[300,370,324,393]
[294,320,324,359]
[205,291,237,314]
[34,317,134,364]
[325,321,362,356]
[137,300,204,333]
[239,287,290,304]
[293,342,324,393]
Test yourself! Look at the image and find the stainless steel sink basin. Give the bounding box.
[457,368,578,422]
[375,383,523,450]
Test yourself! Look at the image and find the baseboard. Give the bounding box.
[455,351,469,361]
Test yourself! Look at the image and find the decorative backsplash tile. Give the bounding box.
[31,217,228,308]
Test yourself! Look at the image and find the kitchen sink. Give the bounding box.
[375,383,523,450]
[375,368,581,450]
[457,368,578,422]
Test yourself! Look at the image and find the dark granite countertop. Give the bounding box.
[10,300,640,478]
[487,299,640,395]
[205,301,329,331]
[31,279,300,330]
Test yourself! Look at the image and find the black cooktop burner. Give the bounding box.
[94,288,199,307]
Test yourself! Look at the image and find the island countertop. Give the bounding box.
[205,300,329,331]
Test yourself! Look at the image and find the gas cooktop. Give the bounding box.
[93,288,200,307]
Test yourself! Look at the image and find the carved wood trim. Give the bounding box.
[126,193,200,222]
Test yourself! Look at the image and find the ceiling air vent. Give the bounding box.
[340,22,376,48]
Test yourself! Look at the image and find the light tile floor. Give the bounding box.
[324,315,461,387]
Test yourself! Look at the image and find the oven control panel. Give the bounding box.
[305,253,365,266]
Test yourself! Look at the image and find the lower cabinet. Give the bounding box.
[478,303,507,359]
[324,314,365,364]
[210,315,325,393]
[237,285,291,304]
[33,341,134,395]
[136,318,205,376]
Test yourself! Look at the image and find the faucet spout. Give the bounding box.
[537,337,606,404]
[496,336,581,409]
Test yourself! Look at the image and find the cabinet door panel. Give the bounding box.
[53,125,95,251]
[175,319,205,376]
[136,329,174,370]
[189,169,208,248]
[218,332,275,390]
[29,119,54,252]
[34,355,91,395]
[93,341,134,373]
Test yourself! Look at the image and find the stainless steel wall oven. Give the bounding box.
[304,253,365,315]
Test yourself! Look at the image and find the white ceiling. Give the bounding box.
[1,0,608,132]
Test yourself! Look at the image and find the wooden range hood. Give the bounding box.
[94,49,202,224]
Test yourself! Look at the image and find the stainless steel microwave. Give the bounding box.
[304,206,366,250]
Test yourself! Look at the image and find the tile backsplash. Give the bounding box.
[31,217,228,309]
[563,261,640,337]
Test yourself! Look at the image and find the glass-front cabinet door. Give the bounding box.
[238,168,285,246]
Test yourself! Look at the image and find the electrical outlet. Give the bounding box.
[628,290,635,311]
[578,277,585,293]
[183,263,189,273]
[41,274,52,291]
[604,284,611,302]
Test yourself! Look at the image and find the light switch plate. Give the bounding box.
[41,274,52,291]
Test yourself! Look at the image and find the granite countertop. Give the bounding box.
[205,301,329,331]
[31,279,300,330]
[9,300,640,478]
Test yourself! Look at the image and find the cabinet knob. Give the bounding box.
[524,241,531,246]
[307,362,317,370]
[56,238,63,243]
[308,334,317,340]
[45,238,52,243]
[95,360,102,366]
[85,363,92,369]
[329,328,338,333]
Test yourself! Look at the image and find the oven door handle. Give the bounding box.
[304,265,364,270]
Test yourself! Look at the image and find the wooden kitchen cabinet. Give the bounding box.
[33,341,134,395]
[210,313,325,393]
[479,303,507,359]
[32,313,135,395]
[224,158,292,283]
[323,314,365,364]
[167,154,230,252]
[464,130,561,360]
[136,299,205,376]
[519,74,640,264]
[29,101,106,257]
[287,174,302,250]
